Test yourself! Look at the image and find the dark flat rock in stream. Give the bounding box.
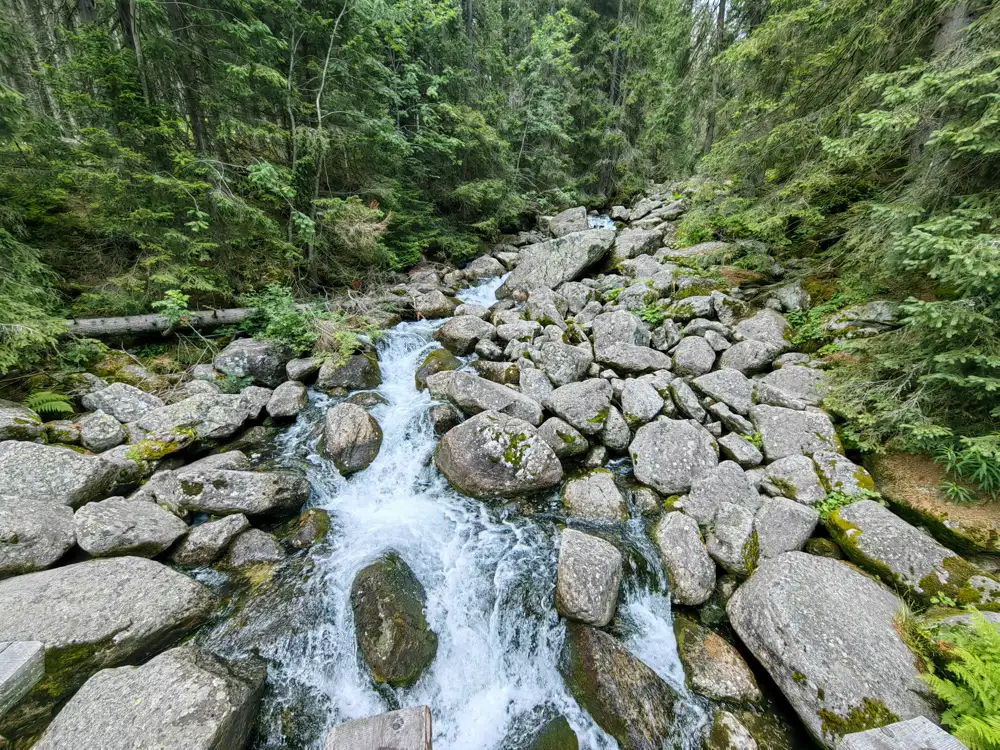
[559,623,677,750]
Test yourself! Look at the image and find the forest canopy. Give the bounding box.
[2,0,999,457]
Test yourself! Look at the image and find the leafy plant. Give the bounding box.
[603,287,624,303]
[24,391,74,416]
[922,609,1000,750]
[216,374,253,395]
[151,290,192,328]
[936,435,1000,500]
[941,482,977,505]
[638,302,666,326]
[241,285,317,357]
[816,488,882,521]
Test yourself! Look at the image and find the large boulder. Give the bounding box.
[437,371,543,426]
[559,623,678,750]
[555,528,623,627]
[433,316,496,355]
[829,500,1000,607]
[754,496,819,559]
[672,336,716,378]
[413,290,456,319]
[321,403,383,474]
[74,496,188,558]
[758,366,827,406]
[727,552,937,748]
[265,380,309,420]
[0,399,43,442]
[621,379,664,427]
[415,348,461,390]
[498,230,616,298]
[608,227,663,265]
[0,441,117,508]
[707,502,758,576]
[224,528,286,568]
[135,468,310,517]
[562,469,626,522]
[214,338,288,387]
[652,512,716,606]
[692,369,754,416]
[673,615,761,703]
[316,353,382,395]
[543,379,613,435]
[78,410,126,452]
[0,557,214,737]
[81,383,164,423]
[750,405,840,461]
[733,309,791,351]
[0,496,75,577]
[126,393,250,442]
[764,455,826,504]
[537,417,589,458]
[170,514,249,566]
[548,206,589,237]
[681,461,761,526]
[33,647,266,750]
[350,553,438,686]
[630,418,718,495]
[531,341,593,387]
[323,706,432,750]
[435,411,562,498]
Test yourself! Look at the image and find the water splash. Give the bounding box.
[588,214,617,231]
[201,275,707,749]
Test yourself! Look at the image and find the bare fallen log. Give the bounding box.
[64,308,255,338]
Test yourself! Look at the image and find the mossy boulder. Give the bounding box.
[727,552,937,748]
[523,715,579,750]
[500,709,579,750]
[869,452,1000,553]
[558,622,678,750]
[415,348,461,390]
[827,500,1000,609]
[703,711,758,750]
[0,398,43,442]
[349,552,438,687]
[435,410,562,499]
[316,352,382,395]
[286,507,331,549]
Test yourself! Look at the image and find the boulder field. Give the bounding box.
[0,187,986,750]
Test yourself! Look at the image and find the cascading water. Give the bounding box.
[199,274,709,749]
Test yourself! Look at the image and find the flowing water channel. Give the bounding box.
[198,274,711,750]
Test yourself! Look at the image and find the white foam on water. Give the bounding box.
[201,275,705,749]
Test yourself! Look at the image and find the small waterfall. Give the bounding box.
[200,274,709,749]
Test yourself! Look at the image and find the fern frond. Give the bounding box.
[24,391,74,416]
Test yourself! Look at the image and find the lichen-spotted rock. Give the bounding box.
[435,410,562,498]
[727,552,937,748]
[630,418,719,495]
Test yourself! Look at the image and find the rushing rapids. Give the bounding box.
[198,273,709,749]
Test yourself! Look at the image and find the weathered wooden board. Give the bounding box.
[0,642,44,718]
[323,705,432,750]
[839,716,968,750]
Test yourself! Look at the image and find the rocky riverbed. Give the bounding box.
[0,192,992,749]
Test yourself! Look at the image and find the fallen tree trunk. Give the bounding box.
[64,308,255,338]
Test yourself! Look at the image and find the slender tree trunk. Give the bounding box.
[703,0,726,155]
[164,0,207,152]
[77,0,98,24]
[609,0,625,107]
[286,29,301,245]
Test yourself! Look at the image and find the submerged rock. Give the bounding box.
[350,553,438,687]
[436,410,562,498]
[559,623,678,750]
[321,402,383,474]
[33,647,266,750]
[727,552,937,748]
[0,557,214,737]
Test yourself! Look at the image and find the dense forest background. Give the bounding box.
[2,0,999,454]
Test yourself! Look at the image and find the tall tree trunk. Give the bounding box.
[703,0,727,155]
[164,0,207,152]
[609,0,625,107]
[77,0,98,24]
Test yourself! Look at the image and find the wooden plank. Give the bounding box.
[839,716,968,750]
[323,705,432,750]
[0,642,44,718]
